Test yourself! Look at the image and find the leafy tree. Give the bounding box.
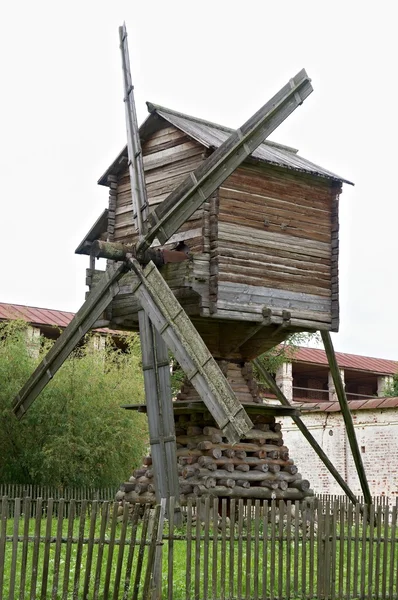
[0,321,148,487]
[384,373,398,397]
[254,331,321,383]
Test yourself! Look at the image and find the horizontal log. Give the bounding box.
[89,239,190,266]
[218,478,236,488]
[236,480,251,489]
[193,485,312,500]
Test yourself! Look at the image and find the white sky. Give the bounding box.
[1,0,397,360]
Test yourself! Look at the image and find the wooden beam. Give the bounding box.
[12,262,127,419]
[127,257,253,443]
[139,312,181,509]
[252,357,359,505]
[321,331,372,506]
[139,69,313,251]
[119,23,181,517]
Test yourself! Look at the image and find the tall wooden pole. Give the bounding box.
[321,331,372,506]
[119,24,181,519]
[252,357,359,505]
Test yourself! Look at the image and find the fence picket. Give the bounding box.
[19,497,31,600]
[211,498,219,600]
[168,497,176,600]
[103,502,119,600]
[93,501,109,600]
[8,498,20,600]
[62,498,76,600]
[73,499,87,600]
[262,500,268,600]
[132,503,151,600]
[112,502,130,600]
[253,500,260,600]
[40,498,53,600]
[389,505,397,600]
[51,498,64,600]
[122,502,140,600]
[30,497,42,600]
[185,499,193,600]
[375,505,383,599]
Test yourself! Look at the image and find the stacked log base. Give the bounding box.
[117,414,313,508]
[116,361,313,509]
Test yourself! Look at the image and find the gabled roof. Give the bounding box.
[98,102,353,186]
[293,347,398,376]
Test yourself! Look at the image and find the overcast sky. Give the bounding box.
[1,0,397,360]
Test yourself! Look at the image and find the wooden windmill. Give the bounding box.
[13,25,371,510]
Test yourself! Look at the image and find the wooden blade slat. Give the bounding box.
[128,259,253,443]
[140,69,312,249]
[12,262,126,419]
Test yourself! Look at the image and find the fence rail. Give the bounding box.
[1,494,398,599]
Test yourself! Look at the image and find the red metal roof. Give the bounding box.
[293,346,398,375]
[296,397,398,412]
[0,302,115,334]
[0,302,74,328]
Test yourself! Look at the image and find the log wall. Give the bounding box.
[213,163,340,330]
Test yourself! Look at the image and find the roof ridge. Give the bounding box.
[146,101,299,154]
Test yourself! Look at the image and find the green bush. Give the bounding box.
[0,321,147,487]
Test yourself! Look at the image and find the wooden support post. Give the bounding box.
[321,331,372,506]
[139,311,181,523]
[252,358,359,505]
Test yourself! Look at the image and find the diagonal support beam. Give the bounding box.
[252,357,359,505]
[127,257,253,444]
[321,331,372,506]
[12,262,127,419]
[139,69,313,252]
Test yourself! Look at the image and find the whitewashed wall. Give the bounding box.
[279,409,398,498]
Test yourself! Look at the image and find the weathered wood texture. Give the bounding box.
[113,126,206,244]
[212,162,339,330]
[102,121,341,340]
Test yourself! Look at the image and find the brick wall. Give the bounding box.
[279,409,398,498]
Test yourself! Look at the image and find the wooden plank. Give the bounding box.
[13,261,126,419]
[93,501,108,600]
[388,505,397,599]
[30,497,43,600]
[122,503,140,598]
[83,501,98,600]
[142,70,312,249]
[138,311,181,508]
[132,503,151,600]
[129,258,253,443]
[112,503,130,600]
[103,502,118,599]
[185,499,193,600]
[322,331,372,506]
[9,498,20,600]
[229,499,236,599]
[40,498,53,600]
[0,497,7,599]
[203,497,210,600]
[119,24,148,232]
[20,497,31,600]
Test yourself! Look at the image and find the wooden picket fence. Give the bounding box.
[1,494,398,599]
